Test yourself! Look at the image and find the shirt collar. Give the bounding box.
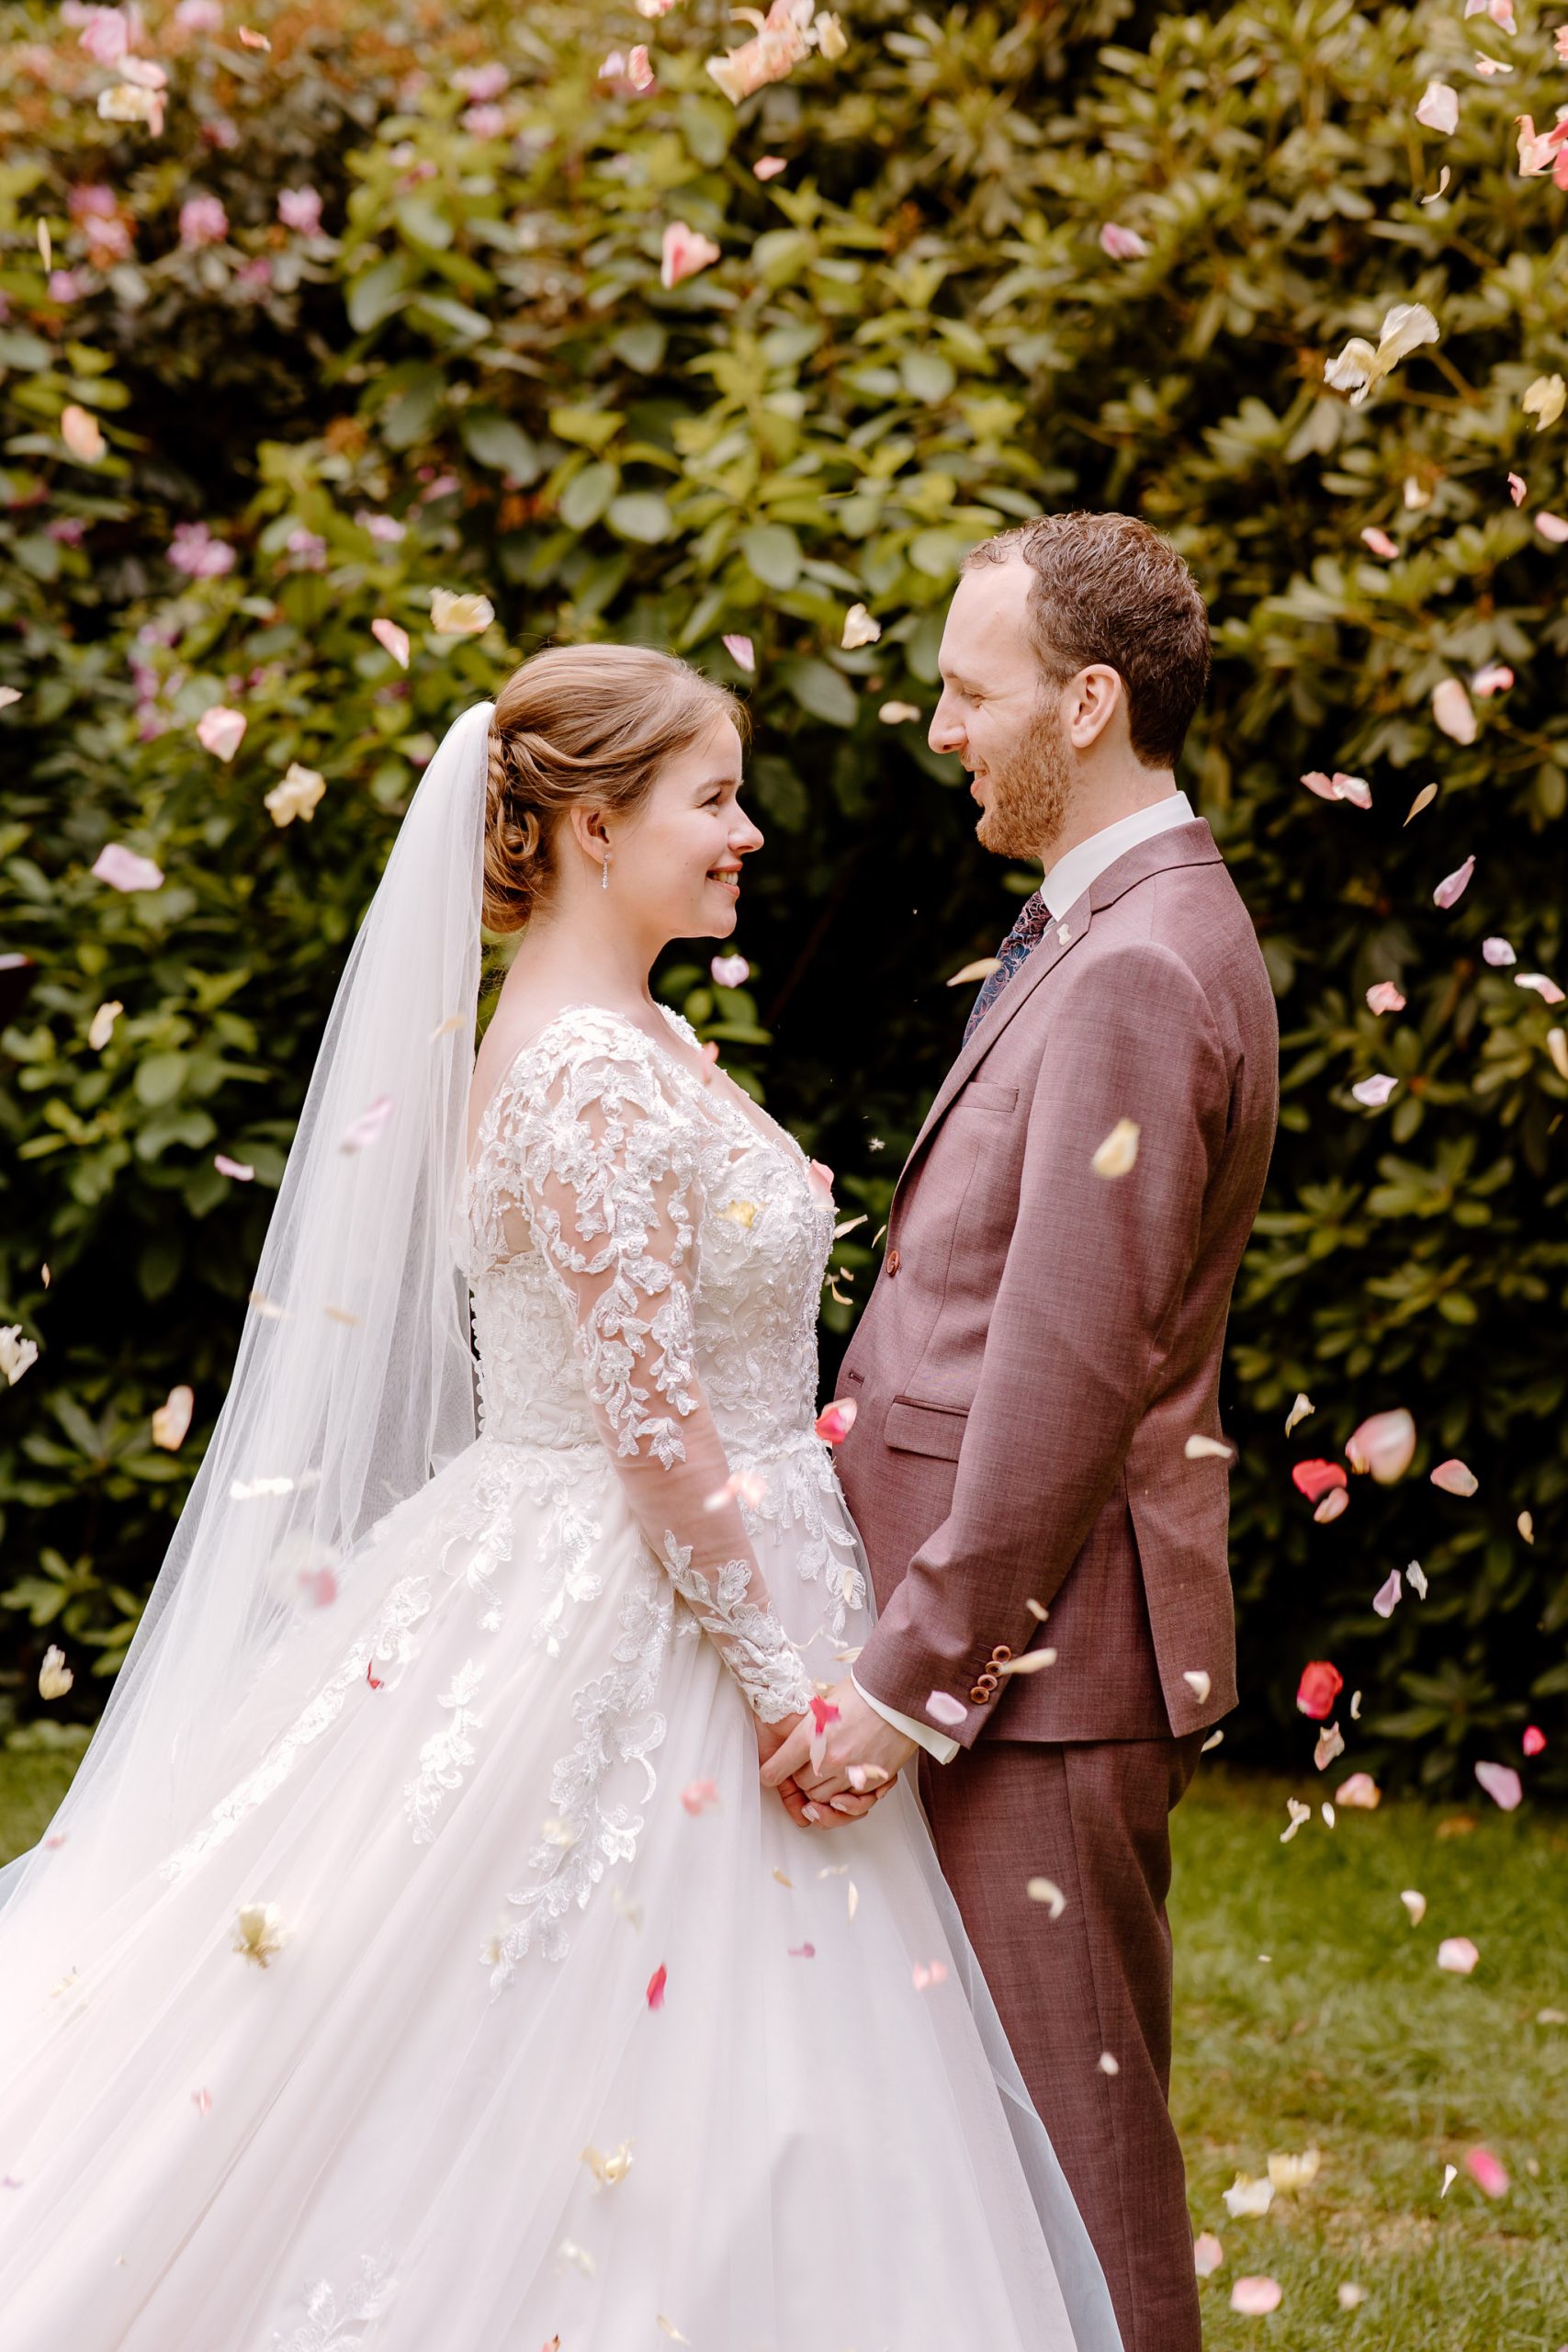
[1039,791,1195,920]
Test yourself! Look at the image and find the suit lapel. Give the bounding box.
[894,819,1224,1193]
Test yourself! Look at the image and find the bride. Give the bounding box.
[0,645,1121,2350]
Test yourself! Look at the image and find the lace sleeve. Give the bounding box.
[500,1020,815,1724]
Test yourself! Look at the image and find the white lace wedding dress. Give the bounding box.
[0,1002,1117,2351]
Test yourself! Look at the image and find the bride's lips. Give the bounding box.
[707,867,740,894]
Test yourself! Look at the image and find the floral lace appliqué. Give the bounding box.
[267,2250,398,2349]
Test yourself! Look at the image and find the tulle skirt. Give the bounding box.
[0,1431,1120,2351]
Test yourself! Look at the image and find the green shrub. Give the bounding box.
[1,0,1563,1788]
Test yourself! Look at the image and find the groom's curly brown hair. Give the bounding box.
[962,512,1211,772]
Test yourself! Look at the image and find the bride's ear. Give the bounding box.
[566,803,612,868]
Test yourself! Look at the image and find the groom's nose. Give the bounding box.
[929,694,965,758]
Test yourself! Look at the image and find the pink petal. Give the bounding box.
[646,1962,667,2009]
[1337,1771,1382,1809]
[1193,2232,1224,2278]
[1372,1568,1404,1617]
[806,1158,835,1207]
[1523,1724,1546,1757]
[808,1695,840,1735]
[1415,79,1460,134]
[371,616,410,669]
[680,1778,719,1815]
[1431,1457,1479,1497]
[1230,2277,1282,2315]
[1474,1760,1522,1811]
[1099,222,1148,259]
[1432,678,1477,743]
[1360,526,1399,559]
[660,221,722,289]
[1348,1407,1416,1482]
[92,842,164,892]
[722,632,755,671]
[1437,1935,1479,1973]
[926,1690,968,1728]
[195,704,246,762]
[1536,511,1568,543]
[213,1153,254,1181]
[1366,981,1406,1014]
[1472,663,1514,697]
[1465,2145,1509,2197]
[1296,1660,1345,1719]
[752,155,788,180]
[1351,1072,1398,1107]
[1432,855,1475,910]
[1508,470,1528,505]
[1331,772,1372,808]
[1516,971,1566,1003]
[338,1093,394,1153]
[1292,1460,1348,1502]
[1314,1486,1349,1523]
[1483,936,1516,966]
[710,954,750,988]
[814,1399,857,1445]
[788,1942,815,1958]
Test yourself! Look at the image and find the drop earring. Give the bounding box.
[601,851,611,892]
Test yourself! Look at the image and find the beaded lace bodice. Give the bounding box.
[463,1001,835,1722]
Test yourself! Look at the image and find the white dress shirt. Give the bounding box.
[851,789,1197,1764]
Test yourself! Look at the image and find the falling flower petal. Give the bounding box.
[911,1959,948,1990]
[996,1647,1055,1676]
[1441,2162,1458,2195]
[1432,679,1477,744]
[1182,1668,1213,1703]
[927,1690,966,1728]
[1297,1660,1344,1718]
[1360,526,1399,558]
[580,2139,635,2185]
[1280,1797,1311,1842]
[1366,981,1406,1014]
[1550,1028,1568,1080]
[38,1645,73,1701]
[721,633,755,671]
[1314,1488,1346,1524]
[1338,2282,1368,2309]
[1184,1436,1232,1462]
[948,956,1003,986]
[232,1901,286,1967]
[1284,1393,1314,1436]
[879,700,921,723]
[1402,1887,1427,1924]
[1438,1935,1480,1974]
[1267,2148,1322,2192]
[710,954,750,988]
[706,7,813,104]
[1404,783,1438,825]
[88,1000,124,1050]
[1471,664,1514,699]
[752,155,788,179]
[61,403,107,463]
[1337,1771,1381,1808]
[1351,1072,1398,1107]
[1431,1457,1478,1497]
[1223,2172,1276,2218]
[1193,2233,1224,2278]
[93,842,164,892]
[1523,1724,1545,1755]
[1325,302,1439,405]
[1433,855,1475,909]
[1091,1118,1140,1178]
[1372,1568,1404,1618]
[371,616,410,669]
[1407,1560,1428,1599]
[1516,970,1566,1002]
[1483,936,1517,966]
[1292,1460,1347,1503]
[1465,2146,1509,2198]
[428,589,494,637]
[265,763,326,828]
[1475,1760,1522,1810]
[1099,222,1149,259]
[152,1384,194,1449]
[1522,373,1566,430]
[681,1778,719,1815]
[339,1093,394,1153]
[196,704,246,762]
[814,1398,856,1444]
[1026,1876,1067,1917]
[646,1962,667,2009]
[1348,1408,1416,1481]
[1314,1720,1345,1770]
[1230,2276,1282,2315]
[841,602,881,650]
[1416,79,1460,133]
[1507,470,1528,505]
[1536,510,1568,543]
[660,221,722,289]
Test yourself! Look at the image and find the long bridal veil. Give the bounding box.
[0,697,494,1956]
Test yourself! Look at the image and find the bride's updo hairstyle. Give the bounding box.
[483,643,750,932]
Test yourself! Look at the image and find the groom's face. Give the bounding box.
[931,561,1073,864]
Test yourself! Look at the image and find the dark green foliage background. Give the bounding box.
[1,0,1563,1787]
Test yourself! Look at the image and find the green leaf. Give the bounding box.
[607,491,672,544]
[900,351,957,404]
[345,254,412,334]
[740,524,802,592]
[460,409,542,482]
[777,657,858,728]
[560,462,619,529]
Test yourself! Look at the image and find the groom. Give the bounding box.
[763,513,1278,2352]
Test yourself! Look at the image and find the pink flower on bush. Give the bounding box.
[47,271,85,304]
[79,6,131,67]
[462,104,507,138]
[454,62,508,98]
[277,186,322,235]
[179,194,229,249]
[70,183,117,221]
[286,527,327,571]
[175,0,224,25]
[236,257,274,297]
[167,520,236,578]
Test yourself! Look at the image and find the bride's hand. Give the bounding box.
[754,1710,881,1827]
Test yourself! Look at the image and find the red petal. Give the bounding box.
[1292,1459,1348,1502]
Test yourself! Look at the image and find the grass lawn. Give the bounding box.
[1,1750,1562,2346]
[1171,1772,1567,2352]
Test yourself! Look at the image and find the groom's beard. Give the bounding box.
[974,693,1073,863]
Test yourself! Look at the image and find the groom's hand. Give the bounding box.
[760,1677,916,1822]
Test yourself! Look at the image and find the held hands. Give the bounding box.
[757,1678,917,1831]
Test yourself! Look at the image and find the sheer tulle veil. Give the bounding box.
[0,697,495,1939]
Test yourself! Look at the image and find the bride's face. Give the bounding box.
[616,717,762,939]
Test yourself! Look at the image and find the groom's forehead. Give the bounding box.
[942,562,1035,673]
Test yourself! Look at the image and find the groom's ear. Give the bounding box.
[1064,662,1124,752]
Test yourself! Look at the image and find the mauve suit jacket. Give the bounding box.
[835,819,1279,1749]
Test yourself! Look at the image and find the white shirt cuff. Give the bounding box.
[852,1670,961,1764]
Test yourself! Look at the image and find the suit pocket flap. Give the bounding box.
[955,1079,1018,1114]
[885,1398,968,1461]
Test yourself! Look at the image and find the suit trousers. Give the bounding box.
[916,1732,1205,2352]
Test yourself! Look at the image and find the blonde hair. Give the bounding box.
[483,645,749,932]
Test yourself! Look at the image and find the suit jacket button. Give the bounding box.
[968,1684,988,1702]
[990,1645,1012,1663]
[886,1247,901,1275]
[976,1672,999,1695]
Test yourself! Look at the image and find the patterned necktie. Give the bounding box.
[963,889,1052,1046]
